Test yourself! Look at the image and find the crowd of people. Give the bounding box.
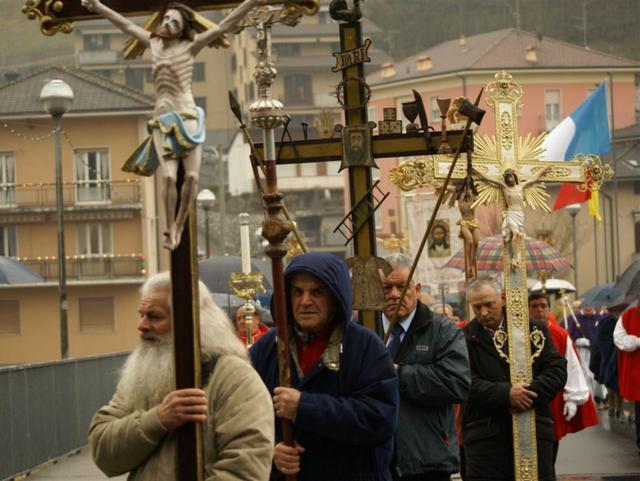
[87,252,639,481]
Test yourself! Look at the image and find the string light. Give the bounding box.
[1,122,55,142]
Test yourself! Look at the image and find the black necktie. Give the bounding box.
[387,323,404,360]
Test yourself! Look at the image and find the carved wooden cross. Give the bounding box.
[254,20,472,331]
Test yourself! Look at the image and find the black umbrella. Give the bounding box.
[614,259,640,299]
[0,256,44,284]
[199,256,273,295]
[580,282,625,308]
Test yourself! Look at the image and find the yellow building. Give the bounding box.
[0,65,159,365]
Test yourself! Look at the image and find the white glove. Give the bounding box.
[574,338,590,348]
[564,401,577,421]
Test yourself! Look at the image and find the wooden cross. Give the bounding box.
[22,0,318,35]
[254,20,472,331]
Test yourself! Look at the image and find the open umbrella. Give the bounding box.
[580,282,625,308]
[530,278,576,293]
[0,256,44,284]
[199,256,273,295]
[614,259,640,299]
[445,235,572,274]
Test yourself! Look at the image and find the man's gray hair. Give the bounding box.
[384,253,414,270]
[140,272,247,359]
[467,276,502,298]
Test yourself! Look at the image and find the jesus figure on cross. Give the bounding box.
[473,166,549,268]
[81,0,263,250]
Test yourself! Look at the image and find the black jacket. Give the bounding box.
[392,302,471,477]
[462,318,567,481]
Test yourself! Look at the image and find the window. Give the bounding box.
[430,96,440,126]
[75,150,110,203]
[145,68,153,82]
[636,221,640,254]
[94,69,113,80]
[0,300,20,334]
[317,11,335,24]
[273,43,301,57]
[125,68,144,91]
[0,152,15,206]
[544,89,561,131]
[230,53,237,73]
[83,34,110,51]
[79,297,115,333]
[284,75,312,105]
[0,226,16,257]
[77,223,112,256]
[278,163,297,178]
[301,163,317,177]
[194,97,207,112]
[193,63,205,82]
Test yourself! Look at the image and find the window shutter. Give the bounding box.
[79,297,115,333]
[0,300,20,334]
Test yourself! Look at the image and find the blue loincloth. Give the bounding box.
[121,107,205,176]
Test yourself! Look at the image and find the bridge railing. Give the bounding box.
[0,352,128,480]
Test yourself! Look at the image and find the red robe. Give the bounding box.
[239,323,270,346]
[547,321,599,440]
[617,307,640,401]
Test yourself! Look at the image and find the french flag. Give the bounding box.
[542,82,611,211]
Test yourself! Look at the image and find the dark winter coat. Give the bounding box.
[591,314,619,391]
[462,318,567,481]
[392,302,471,478]
[250,252,399,481]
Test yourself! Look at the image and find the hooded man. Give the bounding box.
[462,277,567,481]
[250,252,399,481]
[89,272,274,480]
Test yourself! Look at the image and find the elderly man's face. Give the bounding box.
[469,284,503,330]
[137,289,171,343]
[529,297,550,323]
[381,267,421,321]
[290,272,336,334]
[235,306,261,333]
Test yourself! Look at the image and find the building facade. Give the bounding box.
[0,66,158,364]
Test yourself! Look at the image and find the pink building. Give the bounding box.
[367,28,640,239]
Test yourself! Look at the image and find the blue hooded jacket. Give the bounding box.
[250,252,399,481]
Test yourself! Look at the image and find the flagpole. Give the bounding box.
[608,72,620,278]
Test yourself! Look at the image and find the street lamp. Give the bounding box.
[566,203,581,297]
[197,189,216,258]
[39,79,74,359]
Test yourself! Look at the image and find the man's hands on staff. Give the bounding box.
[273,386,301,420]
[509,383,537,412]
[274,442,305,475]
[157,388,208,430]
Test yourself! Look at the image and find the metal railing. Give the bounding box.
[20,255,145,281]
[0,352,128,480]
[0,180,141,210]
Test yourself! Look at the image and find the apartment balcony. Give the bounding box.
[77,50,122,66]
[18,254,145,282]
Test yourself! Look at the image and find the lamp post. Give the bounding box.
[197,189,216,258]
[566,203,581,297]
[39,79,74,359]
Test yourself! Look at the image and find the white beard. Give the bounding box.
[117,299,247,411]
[118,333,175,411]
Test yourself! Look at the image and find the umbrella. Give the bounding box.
[199,256,273,295]
[530,278,576,293]
[0,256,44,284]
[580,282,625,308]
[614,259,640,299]
[445,235,572,274]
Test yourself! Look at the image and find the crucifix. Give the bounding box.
[440,71,607,480]
[21,2,316,481]
[253,16,473,331]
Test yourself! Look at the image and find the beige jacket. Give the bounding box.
[89,354,274,480]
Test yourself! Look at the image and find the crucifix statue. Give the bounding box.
[80,0,262,250]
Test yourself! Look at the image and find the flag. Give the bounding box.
[542,82,611,217]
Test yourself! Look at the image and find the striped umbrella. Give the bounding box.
[445,235,572,274]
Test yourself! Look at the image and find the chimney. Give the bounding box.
[526,45,538,64]
[381,62,396,79]
[416,55,432,72]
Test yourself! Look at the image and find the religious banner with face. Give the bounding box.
[405,192,464,295]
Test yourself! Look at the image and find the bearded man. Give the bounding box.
[89,272,274,480]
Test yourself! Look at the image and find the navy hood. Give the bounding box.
[284,252,352,326]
